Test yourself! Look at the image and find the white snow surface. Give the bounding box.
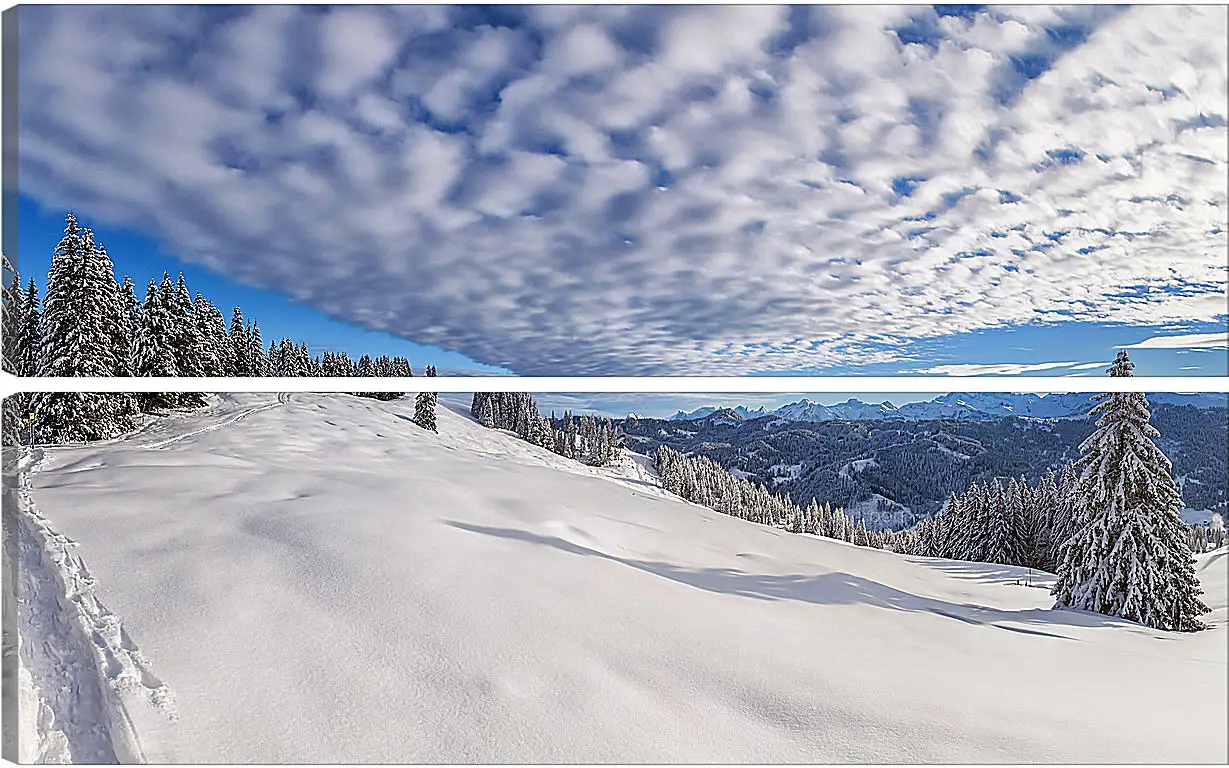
[15,393,1229,763]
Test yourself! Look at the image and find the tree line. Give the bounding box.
[470,392,621,468]
[1186,515,1226,554]
[887,471,1067,569]
[2,214,434,443]
[654,445,897,548]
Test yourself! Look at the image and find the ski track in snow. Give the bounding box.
[1,397,288,762]
[9,448,181,763]
[140,393,287,450]
[4,395,287,763]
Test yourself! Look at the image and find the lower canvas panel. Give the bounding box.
[2,391,1226,763]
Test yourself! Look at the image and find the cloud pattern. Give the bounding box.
[16,5,1229,374]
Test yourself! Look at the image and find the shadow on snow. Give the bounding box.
[443,520,1149,641]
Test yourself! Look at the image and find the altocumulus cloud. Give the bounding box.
[16,5,1229,374]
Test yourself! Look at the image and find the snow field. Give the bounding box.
[14,393,1228,763]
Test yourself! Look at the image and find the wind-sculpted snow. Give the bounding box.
[20,393,1229,762]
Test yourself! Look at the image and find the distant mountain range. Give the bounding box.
[628,400,1228,531]
[669,392,1228,423]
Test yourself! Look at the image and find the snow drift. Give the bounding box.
[13,393,1228,763]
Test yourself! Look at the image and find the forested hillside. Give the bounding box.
[620,405,1228,529]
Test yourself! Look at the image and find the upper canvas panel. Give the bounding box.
[6,5,1227,377]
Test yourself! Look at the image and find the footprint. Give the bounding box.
[138,667,163,690]
[92,632,123,677]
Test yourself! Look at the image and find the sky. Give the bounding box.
[12,196,508,373]
[10,5,1229,376]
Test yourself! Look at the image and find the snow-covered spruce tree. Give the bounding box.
[942,486,970,560]
[413,391,437,433]
[160,274,208,409]
[1187,524,1208,555]
[118,275,141,371]
[1,261,31,447]
[194,295,231,376]
[96,242,133,377]
[276,339,294,376]
[1000,477,1028,566]
[470,392,494,426]
[34,214,137,442]
[2,264,22,375]
[15,280,42,380]
[1049,462,1082,570]
[248,320,268,376]
[424,362,438,401]
[1052,352,1209,632]
[1210,513,1226,551]
[229,308,252,376]
[564,412,578,459]
[1028,472,1061,571]
[962,482,993,563]
[936,495,959,558]
[2,392,24,447]
[131,277,180,412]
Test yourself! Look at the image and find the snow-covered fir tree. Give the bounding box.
[96,242,133,377]
[1051,352,1209,632]
[33,214,137,441]
[131,277,181,412]
[118,275,141,370]
[413,391,437,433]
[2,263,21,375]
[1,257,25,445]
[1048,462,1081,570]
[164,274,207,409]
[1024,472,1060,570]
[194,295,231,376]
[16,279,41,380]
[564,412,579,460]
[248,320,268,376]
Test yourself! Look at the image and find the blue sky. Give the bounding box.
[10,5,1228,376]
[13,196,506,373]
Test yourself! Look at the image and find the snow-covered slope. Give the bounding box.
[15,393,1228,763]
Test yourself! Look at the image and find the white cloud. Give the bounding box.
[911,361,1082,376]
[316,7,403,98]
[1118,332,1229,350]
[15,5,1229,374]
[1069,361,1114,371]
